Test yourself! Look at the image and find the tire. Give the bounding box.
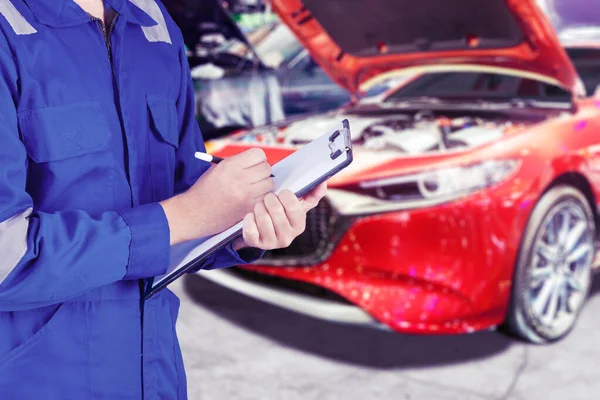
[506,185,595,343]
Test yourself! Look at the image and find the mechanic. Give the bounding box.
[0,0,326,398]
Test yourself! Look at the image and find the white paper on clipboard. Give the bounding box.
[149,119,353,294]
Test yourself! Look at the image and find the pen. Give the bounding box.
[194,151,275,177]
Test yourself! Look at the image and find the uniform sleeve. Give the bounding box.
[0,46,171,312]
[172,34,264,270]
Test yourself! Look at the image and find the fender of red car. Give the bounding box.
[270,0,584,97]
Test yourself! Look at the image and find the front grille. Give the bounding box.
[230,267,352,304]
[260,199,352,266]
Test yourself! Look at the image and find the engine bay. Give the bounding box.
[232,106,562,155]
[355,110,535,154]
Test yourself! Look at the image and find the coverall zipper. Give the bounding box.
[91,14,117,83]
[91,12,134,197]
[92,13,147,399]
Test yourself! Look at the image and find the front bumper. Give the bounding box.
[199,268,385,327]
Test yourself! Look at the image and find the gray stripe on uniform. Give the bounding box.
[0,0,36,35]
[0,208,31,283]
[129,0,172,44]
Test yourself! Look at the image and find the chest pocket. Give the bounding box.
[147,95,179,202]
[18,101,111,163]
[17,101,116,212]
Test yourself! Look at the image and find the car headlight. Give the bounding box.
[328,159,521,215]
[414,160,521,199]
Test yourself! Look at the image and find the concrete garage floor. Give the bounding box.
[172,274,600,400]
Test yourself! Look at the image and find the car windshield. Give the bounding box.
[537,0,600,96]
[383,72,573,104]
[567,48,600,96]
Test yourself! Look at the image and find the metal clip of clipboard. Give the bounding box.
[328,119,351,160]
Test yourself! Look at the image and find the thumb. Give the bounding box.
[300,182,327,211]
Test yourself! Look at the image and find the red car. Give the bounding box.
[200,0,600,343]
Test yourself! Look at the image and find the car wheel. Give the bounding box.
[507,185,595,343]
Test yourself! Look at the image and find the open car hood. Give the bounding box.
[270,0,584,96]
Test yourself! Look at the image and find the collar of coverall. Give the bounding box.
[23,0,158,28]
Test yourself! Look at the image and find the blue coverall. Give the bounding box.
[0,1,259,398]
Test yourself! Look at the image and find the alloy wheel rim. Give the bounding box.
[527,199,593,337]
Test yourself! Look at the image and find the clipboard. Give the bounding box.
[145,119,353,299]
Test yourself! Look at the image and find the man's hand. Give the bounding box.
[234,182,328,251]
[161,148,273,245]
